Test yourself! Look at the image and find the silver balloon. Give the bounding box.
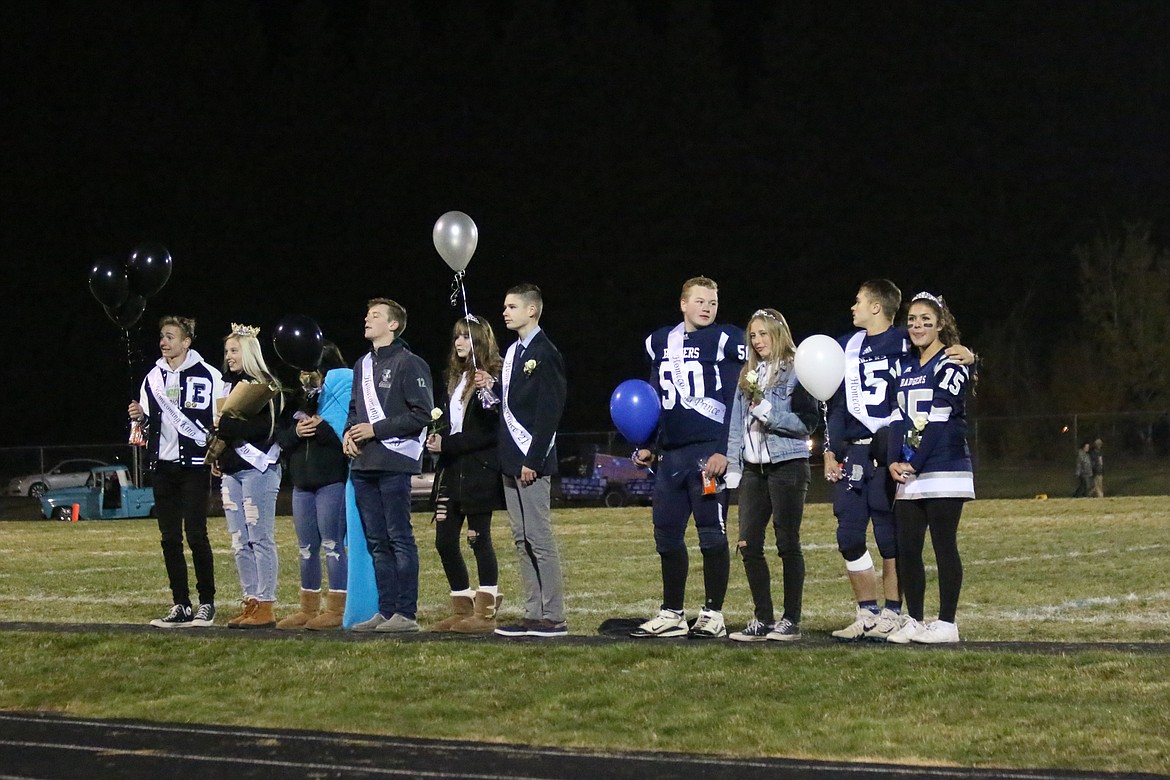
[432,211,479,272]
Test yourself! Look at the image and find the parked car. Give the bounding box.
[6,458,109,498]
[39,465,154,521]
[559,452,654,507]
[411,471,435,507]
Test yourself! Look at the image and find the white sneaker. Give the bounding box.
[887,616,925,644]
[912,619,960,644]
[831,608,877,642]
[629,608,688,638]
[864,608,902,642]
[688,608,727,639]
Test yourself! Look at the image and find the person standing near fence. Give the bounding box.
[886,291,975,644]
[724,308,820,642]
[130,316,224,628]
[1074,441,1093,498]
[1090,438,1105,497]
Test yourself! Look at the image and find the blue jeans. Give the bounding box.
[292,483,348,591]
[352,471,418,619]
[222,465,282,602]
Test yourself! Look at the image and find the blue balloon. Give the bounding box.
[609,380,661,445]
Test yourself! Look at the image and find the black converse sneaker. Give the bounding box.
[189,603,216,627]
[150,604,193,628]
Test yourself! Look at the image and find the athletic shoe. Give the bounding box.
[688,608,727,639]
[351,613,387,632]
[495,620,535,638]
[864,608,902,642]
[729,618,772,643]
[629,608,688,638]
[887,616,925,644]
[374,613,421,634]
[766,617,801,642]
[831,608,878,642]
[149,604,192,628]
[188,603,216,627]
[526,619,569,638]
[911,619,960,644]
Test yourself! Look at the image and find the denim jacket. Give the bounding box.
[726,362,820,480]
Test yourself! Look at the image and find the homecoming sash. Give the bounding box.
[147,369,208,446]
[843,331,900,434]
[501,341,534,455]
[360,353,425,460]
[666,323,726,424]
[233,442,281,472]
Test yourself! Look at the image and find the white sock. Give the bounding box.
[451,589,475,599]
[477,585,499,597]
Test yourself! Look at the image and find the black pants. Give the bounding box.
[895,497,964,623]
[153,462,215,606]
[434,497,498,591]
[736,459,809,623]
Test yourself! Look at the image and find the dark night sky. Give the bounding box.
[5,1,1170,446]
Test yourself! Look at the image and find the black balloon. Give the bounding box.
[104,294,147,328]
[273,315,324,371]
[127,242,173,297]
[88,258,129,308]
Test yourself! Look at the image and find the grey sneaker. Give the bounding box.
[188,603,216,627]
[374,613,421,634]
[688,608,727,639]
[351,613,387,632]
[766,617,801,641]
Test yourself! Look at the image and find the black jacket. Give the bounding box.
[435,382,504,513]
[498,329,566,477]
[345,340,433,475]
[217,373,287,475]
[276,411,348,490]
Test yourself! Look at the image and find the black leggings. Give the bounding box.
[153,462,215,606]
[434,499,497,591]
[895,497,964,623]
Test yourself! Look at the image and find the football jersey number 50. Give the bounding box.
[658,362,704,410]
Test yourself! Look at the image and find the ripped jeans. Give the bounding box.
[291,483,348,591]
[222,464,281,602]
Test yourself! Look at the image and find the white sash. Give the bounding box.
[666,323,725,424]
[147,369,208,446]
[360,353,425,460]
[843,331,899,434]
[501,342,534,455]
[233,442,281,472]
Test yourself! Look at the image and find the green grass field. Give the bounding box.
[1,497,1168,773]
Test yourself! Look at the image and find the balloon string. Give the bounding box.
[448,270,465,307]
[458,278,480,374]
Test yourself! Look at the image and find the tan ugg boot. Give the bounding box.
[227,597,259,627]
[452,591,502,634]
[276,590,320,630]
[430,595,475,632]
[236,600,276,629]
[305,591,346,631]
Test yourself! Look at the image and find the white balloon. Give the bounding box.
[432,211,479,272]
[794,334,846,401]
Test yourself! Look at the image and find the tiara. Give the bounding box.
[464,314,480,324]
[230,323,261,338]
[752,309,778,320]
[910,291,945,309]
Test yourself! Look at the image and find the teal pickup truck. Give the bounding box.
[39,464,155,520]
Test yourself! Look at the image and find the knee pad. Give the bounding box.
[696,525,727,551]
[843,549,874,572]
[653,527,687,554]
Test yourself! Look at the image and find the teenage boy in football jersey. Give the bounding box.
[631,276,746,639]
[825,279,973,641]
